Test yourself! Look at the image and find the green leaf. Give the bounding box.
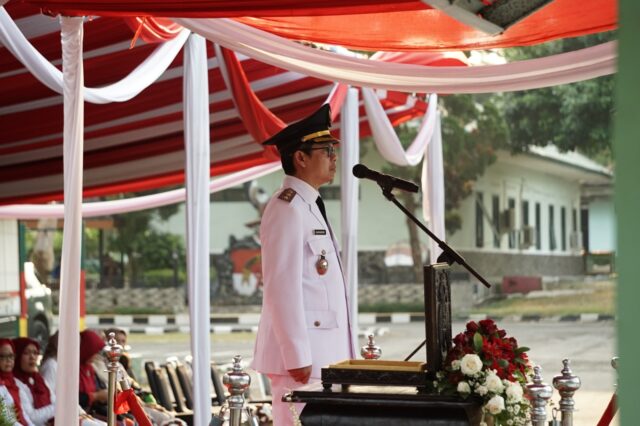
[473,332,484,353]
[515,358,527,365]
[513,370,524,381]
[515,346,530,355]
[498,359,509,369]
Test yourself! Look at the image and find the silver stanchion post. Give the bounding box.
[104,332,123,426]
[552,359,581,426]
[526,365,553,426]
[223,355,251,426]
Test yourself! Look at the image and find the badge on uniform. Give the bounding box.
[278,188,296,203]
[316,250,329,275]
[313,229,327,235]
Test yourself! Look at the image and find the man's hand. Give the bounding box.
[288,365,312,384]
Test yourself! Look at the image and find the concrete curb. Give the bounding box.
[63,312,616,335]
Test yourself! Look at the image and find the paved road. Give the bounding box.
[128,320,618,423]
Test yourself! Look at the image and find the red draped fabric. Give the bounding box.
[123,17,183,44]
[19,0,616,50]
[234,0,617,51]
[21,0,429,18]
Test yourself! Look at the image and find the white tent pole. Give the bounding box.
[54,15,83,426]
[340,87,360,338]
[183,33,212,425]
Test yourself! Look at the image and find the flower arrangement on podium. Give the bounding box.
[432,319,532,426]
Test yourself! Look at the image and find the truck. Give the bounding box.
[0,219,54,348]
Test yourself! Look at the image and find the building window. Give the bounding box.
[561,206,567,251]
[492,195,500,248]
[475,192,484,248]
[522,200,529,226]
[508,198,516,249]
[535,203,541,250]
[549,205,556,251]
[572,208,578,232]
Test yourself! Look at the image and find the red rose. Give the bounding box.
[466,321,480,333]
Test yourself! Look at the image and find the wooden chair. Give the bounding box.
[210,362,227,406]
[144,360,161,400]
[151,366,194,425]
[174,363,194,410]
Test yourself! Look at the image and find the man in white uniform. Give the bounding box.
[251,104,355,425]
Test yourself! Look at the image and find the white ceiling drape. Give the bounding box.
[0,7,190,104]
[0,162,281,219]
[174,17,615,93]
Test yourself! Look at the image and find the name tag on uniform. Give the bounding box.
[313,229,327,235]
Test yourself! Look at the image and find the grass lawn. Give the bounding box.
[469,280,616,317]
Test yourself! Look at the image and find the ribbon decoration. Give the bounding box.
[115,389,153,426]
[596,393,617,426]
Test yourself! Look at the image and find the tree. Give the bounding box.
[108,193,182,288]
[380,93,508,279]
[500,32,616,163]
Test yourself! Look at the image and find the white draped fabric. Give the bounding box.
[340,87,360,336]
[422,114,446,263]
[0,6,190,104]
[363,89,438,166]
[54,16,83,426]
[173,18,616,93]
[0,162,281,219]
[183,34,212,426]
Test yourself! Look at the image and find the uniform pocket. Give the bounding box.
[307,235,335,256]
[304,310,338,329]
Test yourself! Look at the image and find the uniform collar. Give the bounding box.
[283,175,319,204]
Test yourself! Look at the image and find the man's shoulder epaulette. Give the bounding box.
[278,188,297,203]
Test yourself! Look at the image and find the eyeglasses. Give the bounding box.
[0,354,15,361]
[306,144,337,157]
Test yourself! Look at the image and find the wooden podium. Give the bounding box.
[287,382,482,426]
[288,263,480,424]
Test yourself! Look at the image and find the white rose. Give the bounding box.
[457,381,471,394]
[486,395,505,415]
[476,385,488,396]
[460,354,483,376]
[485,373,505,394]
[451,360,461,371]
[506,382,524,402]
[507,420,513,425]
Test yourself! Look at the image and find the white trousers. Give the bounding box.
[268,374,318,426]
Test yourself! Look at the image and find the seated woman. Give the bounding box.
[0,338,34,425]
[79,330,109,418]
[12,338,54,426]
[39,332,106,426]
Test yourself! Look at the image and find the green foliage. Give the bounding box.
[358,302,425,313]
[381,94,507,234]
[106,196,184,286]
[0,397,16,426]
[440,94,507,232]
[142,268,187,287]
[501,32,616,162]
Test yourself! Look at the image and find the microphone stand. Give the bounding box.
[376,183,492,362]
[379,185,492,289]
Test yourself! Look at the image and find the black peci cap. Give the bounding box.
[262,104,339,155]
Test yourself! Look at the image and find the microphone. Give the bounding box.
[352,164,419,193]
